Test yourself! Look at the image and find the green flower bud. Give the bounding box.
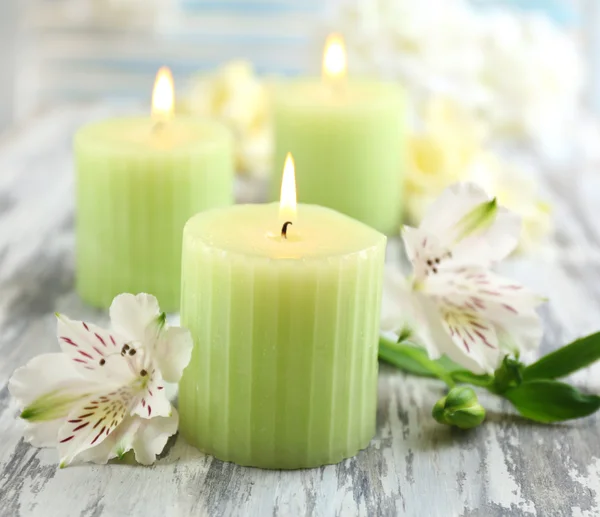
[492,356,523,394]
[432,387,486,430]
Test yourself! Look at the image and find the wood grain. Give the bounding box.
[0,104,599,516]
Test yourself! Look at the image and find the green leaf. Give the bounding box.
[436,355,464,372]
[379,339,455,386]
[379,337,494,388]
[379,342,436,377]
[504,379,600,423]
[523,332,600,381]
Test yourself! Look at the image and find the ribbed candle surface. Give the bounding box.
[74,116,234,312]
[272,80,405,235]
[179,203,386,469]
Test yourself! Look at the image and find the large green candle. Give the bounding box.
[74,72,234,312]
[272,37,405,235]
[179,166,386,468]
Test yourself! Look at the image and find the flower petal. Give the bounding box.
[381,266,432,341]
[413,292,461,362]
[57,388,134,467]
[439,302,501,374]
[109,293,161,343]
[419,182,490,238]
[380,267,466,363]
[132,409,178,465]
[401,225,426,265]
[130,368,171,420]
[56,314,132,383]
[401,226,450,280]
[451,206,521,266]
[423,267,544,316]
[9,353,91,411]
[77,410,178,466]
[417,182,521,266]
[418,266,544,371]
[9,353,106,449]
[153,326,193,383]
[493,309,543,356]
[75,418,138,464]
[22,420,64,448]
[390,275,500,374]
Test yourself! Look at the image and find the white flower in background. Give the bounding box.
[403,97,553,254]
[336,0,482,88]
[387,183,544,373]
[475,12,583,141]
[9,294,193,467]
[182,60,273,178]
[469,152,553,254]
[331,0,583,144]
[404,97,485,224]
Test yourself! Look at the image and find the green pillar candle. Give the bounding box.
[179,198,386,469]
[74,116,234,312]
[272,35,404,236]
[272,79,404,235]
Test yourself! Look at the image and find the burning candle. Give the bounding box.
[74,67,234,312]
[179,154,386,469]
[272,34,405,235]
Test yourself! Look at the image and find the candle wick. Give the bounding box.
[281,221,293,239]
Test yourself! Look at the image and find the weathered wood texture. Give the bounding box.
[0,104,599,517]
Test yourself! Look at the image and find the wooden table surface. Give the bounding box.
[0,104,600,517]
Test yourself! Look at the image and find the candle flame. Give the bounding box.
[152,66,174,122]
[322,33,347,82]
[279,153,297,225]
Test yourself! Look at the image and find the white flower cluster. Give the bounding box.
[468,152,553,255]
[331,0,584,143]
[403,96,553,253]
[181,61,273,178]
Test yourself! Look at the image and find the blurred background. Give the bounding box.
[1,0,598,255]
[2,0,323,125]
[1,0,592,124]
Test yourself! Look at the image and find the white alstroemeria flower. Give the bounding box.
[402,182,520,282]
[387,182,545,373]
[8,294,193,467]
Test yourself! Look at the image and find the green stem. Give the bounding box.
[379,336,456,388]
[451,371,495,389]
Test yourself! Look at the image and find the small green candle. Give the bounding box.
[272,35,405,235]
[179,156,386,469]
[74,68,234,312]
